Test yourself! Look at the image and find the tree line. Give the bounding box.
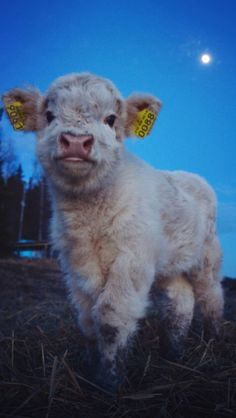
[0,115,51,256]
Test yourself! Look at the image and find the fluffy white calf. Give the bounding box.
[3,73,224,390]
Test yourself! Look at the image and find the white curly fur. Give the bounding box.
[3,73,224,385]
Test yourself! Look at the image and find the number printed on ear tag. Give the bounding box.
[132,109,158,138]
[5,101,25,130]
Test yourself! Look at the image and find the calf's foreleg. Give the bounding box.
[92,254,155,391]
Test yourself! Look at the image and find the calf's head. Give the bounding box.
[3,73,161,194]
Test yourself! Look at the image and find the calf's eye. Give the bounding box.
[46,111,55,124]
[104,114,116,128]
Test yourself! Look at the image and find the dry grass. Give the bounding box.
[0,258,236,418]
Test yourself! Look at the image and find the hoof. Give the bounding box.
[159,333,185,362]
[93,371,123,393]
[92,360,124,393]
[159,345,184,362]
[203,320,222,341]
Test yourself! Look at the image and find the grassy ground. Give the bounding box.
[0,258,236,418]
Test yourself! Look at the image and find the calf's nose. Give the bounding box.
[59,133,94,159]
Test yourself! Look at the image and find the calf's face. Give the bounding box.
[38,74,127,185]
[3,73,161,194]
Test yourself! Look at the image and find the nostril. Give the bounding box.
[60,134,70,149]
[83,136,94,153]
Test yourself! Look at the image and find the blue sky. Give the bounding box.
[0,0,236,276]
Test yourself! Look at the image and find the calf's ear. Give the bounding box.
[124,94,162,138]
[2,88,42,131]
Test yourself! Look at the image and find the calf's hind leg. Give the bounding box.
[156,274,195,360]
[191,237,224,339]
[192,267,223,339]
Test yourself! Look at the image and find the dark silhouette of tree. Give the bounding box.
[23,177,51,242]
[23,179,40,240]
[0,116,51,255]
[39,177,51,241]
[0,165,24,255]
[0,162,9,254]
[0,123,12,255]
[0,111,19,179]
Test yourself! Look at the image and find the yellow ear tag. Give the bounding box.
[132,109,158,138]
[5,101,25,130]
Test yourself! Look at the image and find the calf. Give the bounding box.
[3,73,224,390]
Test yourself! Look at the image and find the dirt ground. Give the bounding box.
[0,258,236,418]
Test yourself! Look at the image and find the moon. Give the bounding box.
[200,53,212,65]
